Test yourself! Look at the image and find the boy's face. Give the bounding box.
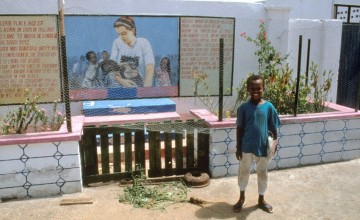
[247,79,264,101]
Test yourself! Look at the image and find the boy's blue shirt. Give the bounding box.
[236,100,280,157]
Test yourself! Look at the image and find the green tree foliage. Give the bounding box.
[235,20,333,115]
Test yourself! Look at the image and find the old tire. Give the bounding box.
[183,171,210,188]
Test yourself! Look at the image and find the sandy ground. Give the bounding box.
[1,158,360,220]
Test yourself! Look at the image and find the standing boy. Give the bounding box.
[233,75,280,213]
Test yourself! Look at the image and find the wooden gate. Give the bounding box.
[79,120,209,185]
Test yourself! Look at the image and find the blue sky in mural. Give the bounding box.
[64,16,179,59]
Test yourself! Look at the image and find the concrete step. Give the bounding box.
[83,98,176,116]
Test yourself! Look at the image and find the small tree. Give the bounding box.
[235,20,332,115]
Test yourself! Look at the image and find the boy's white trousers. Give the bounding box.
[237,137,275,195]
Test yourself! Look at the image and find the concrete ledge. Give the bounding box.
[0,116,85,146]
[84,112,181,127]
[190,102,360,128]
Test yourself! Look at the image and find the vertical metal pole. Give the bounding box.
[218,38,224,121]
[294,35,302,117]
[59,0,72,132]
[305,39,311,86]
[355,70,360,112]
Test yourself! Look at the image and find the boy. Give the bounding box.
[233,75,280,213]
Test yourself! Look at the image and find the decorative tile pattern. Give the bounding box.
[208,118,360,177]
[0,141,81,199]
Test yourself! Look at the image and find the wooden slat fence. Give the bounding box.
[79,120,209,185]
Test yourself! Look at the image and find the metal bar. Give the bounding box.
[58,0,72,132]
[355,70,360,112]
[218,38,224,121]
[305,39,311,86]
[294,35,303,117]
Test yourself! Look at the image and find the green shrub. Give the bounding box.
[235,20,333,115]
[0,89,64,134]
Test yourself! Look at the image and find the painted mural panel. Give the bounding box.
[65,15,179,100]
[0,15,234,103]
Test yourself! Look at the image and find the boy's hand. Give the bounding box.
[273,139,279,153]
[236,149,242,160]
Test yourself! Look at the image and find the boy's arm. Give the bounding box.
[236,127,244,160]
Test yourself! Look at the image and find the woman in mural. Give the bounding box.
[155,56,172,86]
[110,16,155,87]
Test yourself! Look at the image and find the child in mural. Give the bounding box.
[98,50,110,87]
[99,50,110,63]
[82,51,100,88]
[120,55,143,87]
[233,75,280,213]
[155,56,172,86]
[100,59,143,87]
[71,55,88,87]
[110,16,155,87]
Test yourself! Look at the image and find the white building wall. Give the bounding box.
[0,0,345,114]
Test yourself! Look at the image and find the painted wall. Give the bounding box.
[0,0,345,115]
[0,115,84,199]
[0,141,82,199]
[191,105,360,177]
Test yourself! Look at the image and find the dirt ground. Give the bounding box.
[1,158,360,220]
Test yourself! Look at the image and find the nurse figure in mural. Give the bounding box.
[110,16,155,87]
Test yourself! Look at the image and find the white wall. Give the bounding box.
[286,19,342,102]
[0,0,344,115]
[265,0,334,19]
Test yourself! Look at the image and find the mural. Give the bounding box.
[0,15,234,103]
[65,15,179,100]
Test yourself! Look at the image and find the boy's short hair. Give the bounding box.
[246,74,265,88]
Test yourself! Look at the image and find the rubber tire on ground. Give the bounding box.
[183,171,210,188]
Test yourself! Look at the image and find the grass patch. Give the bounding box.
[119,165,188,210]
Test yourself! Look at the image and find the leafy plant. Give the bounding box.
[119,164,188,210]
[308,62,334,113]
[235,20,332,115]
[0,89,65,134]
[240,20,288,79]
[192,70,232,117]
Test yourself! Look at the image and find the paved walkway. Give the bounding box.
[1,158,360,220]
